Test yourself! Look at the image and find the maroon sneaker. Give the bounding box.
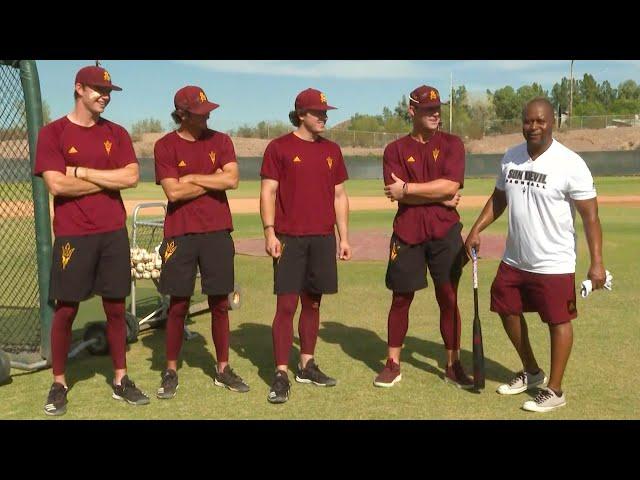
[444,360,474,389]
[373,358,402,388]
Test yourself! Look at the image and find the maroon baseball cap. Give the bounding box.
[294,88,337,111]
[75,66,122,91]
[409,85,445,108]
[174,86,219,115]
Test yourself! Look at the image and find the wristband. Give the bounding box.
[263,225,274,231]
[74,166,79,178]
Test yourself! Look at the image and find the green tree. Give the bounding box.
[516,83,548,105]
[617,80,640,100]
[551,77,571,111]
[598,80,617,108]
[348,113,383,132]
[131,118,163,141]
[394,95,411,123]
[488,86,521,120]
[578,73,599,103]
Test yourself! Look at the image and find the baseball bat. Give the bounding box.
[471,248,485,390]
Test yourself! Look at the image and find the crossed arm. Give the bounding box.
[384,172,461,207]
[160,162,239,203]
[42,163,139,197]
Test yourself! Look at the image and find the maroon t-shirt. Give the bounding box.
[154,130,236,238]
[383,132,465,244]
[260,132,348,236]
[33,116,137,237]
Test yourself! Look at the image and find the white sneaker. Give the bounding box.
[522,387,567,412]
[497,370,547,395]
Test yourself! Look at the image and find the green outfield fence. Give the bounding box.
[134,152,640,182]
[0,60,53,363]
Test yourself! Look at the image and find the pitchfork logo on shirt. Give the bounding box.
[209,151,216,166]
[432,149,440,161]
[327,156,333,169]
[104,140,112,155]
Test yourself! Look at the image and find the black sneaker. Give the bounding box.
[44,382,68,416]
[112,375,151,405]
[214,365,250,393]
[295,358,337,387]
[267,370,290,404]
[157,369,179,399]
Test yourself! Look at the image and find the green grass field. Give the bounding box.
[1,200,638,419]
[121,176,640,201]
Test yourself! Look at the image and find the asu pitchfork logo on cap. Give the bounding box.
[61,243,75,270]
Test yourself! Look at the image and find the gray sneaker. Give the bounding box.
[522,387,567,412]
[214,365,250,393]
[497,370,547,395]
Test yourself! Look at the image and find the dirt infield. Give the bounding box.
[2,195,639,219]
[235,229,508,261]
[121,195,640,216]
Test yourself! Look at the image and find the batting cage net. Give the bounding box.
[0,61,50,359]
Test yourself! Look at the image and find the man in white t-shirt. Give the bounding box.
[464,97,606,413]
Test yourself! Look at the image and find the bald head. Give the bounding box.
[522,97,555,152]
[523,97,555,122]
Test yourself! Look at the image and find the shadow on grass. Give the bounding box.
[139,318,219,383]
[229,323,300,387]
[318,321,515,387]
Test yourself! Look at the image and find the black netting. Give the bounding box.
[0,63,40,354]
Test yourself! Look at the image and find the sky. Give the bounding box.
[36,60,640,133]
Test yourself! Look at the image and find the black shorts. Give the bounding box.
[385,222,468,293]
[273,234,338,295]
[50,228,131,302]
[158,230,234,297]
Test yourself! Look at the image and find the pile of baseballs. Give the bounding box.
[130,246,162,280]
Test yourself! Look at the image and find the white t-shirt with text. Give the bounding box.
[495,139,596,274]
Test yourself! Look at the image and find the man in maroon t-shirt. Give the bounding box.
[260,88,351,404]
[34,65,149,416]
[153,85,249,399]
[373,85,474,389]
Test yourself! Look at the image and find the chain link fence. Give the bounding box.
[0,63,41,354]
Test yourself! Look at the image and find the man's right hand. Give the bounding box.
[464,229,481,259]
[265,233,282,259]
[442,192,461,208]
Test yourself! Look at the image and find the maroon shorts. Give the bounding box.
[490,262,577,325]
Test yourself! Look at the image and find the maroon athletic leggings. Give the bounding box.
[51,298,127,376]
[166,295,230,363]
[388,282,461,350]
[272,292,322,366]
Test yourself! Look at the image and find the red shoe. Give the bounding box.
[374,358,402,388]
[444,360,474,389]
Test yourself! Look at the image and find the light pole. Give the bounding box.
[569,60,574,126]
[449,72,453,133]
